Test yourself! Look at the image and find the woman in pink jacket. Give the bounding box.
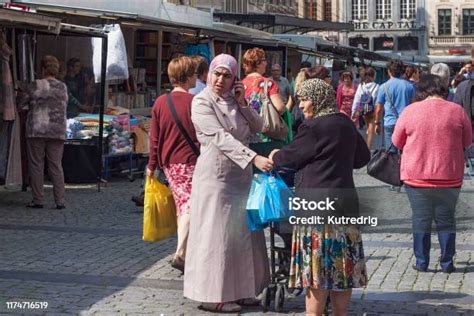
[392,74,472,273]
[336,71,358,123]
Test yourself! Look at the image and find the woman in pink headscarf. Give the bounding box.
[183,54,271,313]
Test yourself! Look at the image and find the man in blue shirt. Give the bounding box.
[374,60,416,151]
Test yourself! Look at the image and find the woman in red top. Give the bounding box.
[146,56,198,273]
[392,74,472,273]
[241,48,287,156]
[336,71,358,121]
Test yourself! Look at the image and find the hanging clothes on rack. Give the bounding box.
[0,121,11,181]
[18,33,35,82]
[0,29,15,121]
[0,29,22,189]
[5,113,22,190]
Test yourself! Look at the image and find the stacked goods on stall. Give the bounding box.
[108,70,148,110]
[134,30,158,107]
[160,31,189,93]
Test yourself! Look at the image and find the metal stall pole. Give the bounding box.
[97,34,108,192]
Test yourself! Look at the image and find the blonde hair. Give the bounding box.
[41,55,60,77]
[167,56,196,86]
[294,69,307,94]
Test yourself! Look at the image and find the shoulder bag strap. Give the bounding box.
[166,94,200,156]
[384,84,399,119]
[369,84,377,95]
[263,79,269,100]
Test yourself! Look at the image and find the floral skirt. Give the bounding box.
[288,224,368,290]
[163,163,195,217]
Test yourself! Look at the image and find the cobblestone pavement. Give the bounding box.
[0,168,473,315]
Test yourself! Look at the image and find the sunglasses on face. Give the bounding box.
[212,71,233,79]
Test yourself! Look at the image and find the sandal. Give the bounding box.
[56,205,66,210]
[236,298,260,306]
[26,202,43,209]
[199,302,242,313]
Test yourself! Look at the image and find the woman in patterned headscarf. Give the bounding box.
[270,79,371,316]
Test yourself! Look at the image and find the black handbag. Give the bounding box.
[367,144,402,186]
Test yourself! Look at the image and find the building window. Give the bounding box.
[324,0,332,21]
[374,36,394,51]
[376,0,392,20]
[349,37,370,50]
[224,0,248,13]
[438,9,452,36]
[400,0,416,19]
[306,0,317,20]
[398,36,418,51]
[463,9,474,35]
[352,0,368,21]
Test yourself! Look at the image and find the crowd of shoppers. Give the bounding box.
[140,48,473,315]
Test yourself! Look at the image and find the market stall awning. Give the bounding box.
[0,7,61,34]
[214,13,354,34]
[428,55,470,64]
[13,3,308,50]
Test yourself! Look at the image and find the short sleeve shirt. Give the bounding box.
[242,75,279,114]
[375,77,415,127]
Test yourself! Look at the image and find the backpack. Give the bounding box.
[358,84,377,116]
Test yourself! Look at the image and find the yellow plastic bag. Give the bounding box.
[142,176,177,242]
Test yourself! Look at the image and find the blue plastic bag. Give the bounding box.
[246,175,267,231]
[259,171,294,222]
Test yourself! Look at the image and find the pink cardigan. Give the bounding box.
[392,99,472,181]
[336,83,357,110]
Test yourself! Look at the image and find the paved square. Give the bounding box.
[0,169,473,315]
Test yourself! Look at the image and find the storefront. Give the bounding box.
[0,7,108,189]
[3,1,367,185]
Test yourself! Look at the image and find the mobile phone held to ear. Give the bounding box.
[232,77,241,96]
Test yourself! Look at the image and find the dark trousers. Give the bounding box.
[405,185,460,271]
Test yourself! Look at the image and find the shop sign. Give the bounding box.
[448,49,466,55]
[2,3,36,12]
[354,21,417,30]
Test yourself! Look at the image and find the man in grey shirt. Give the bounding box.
[271,64,291,106]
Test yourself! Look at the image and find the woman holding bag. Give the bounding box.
[184,54,271,313]
[146,56,198,273]
[242,48,289,157]
[270,79,370,316]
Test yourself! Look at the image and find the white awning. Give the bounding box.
[428,55,471,64]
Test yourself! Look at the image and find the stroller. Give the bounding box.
[259,168,304,312]
[259,168,331,314]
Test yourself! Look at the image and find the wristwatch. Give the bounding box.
[374,121,381,125]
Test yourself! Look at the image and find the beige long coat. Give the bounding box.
[183,87,270,303]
